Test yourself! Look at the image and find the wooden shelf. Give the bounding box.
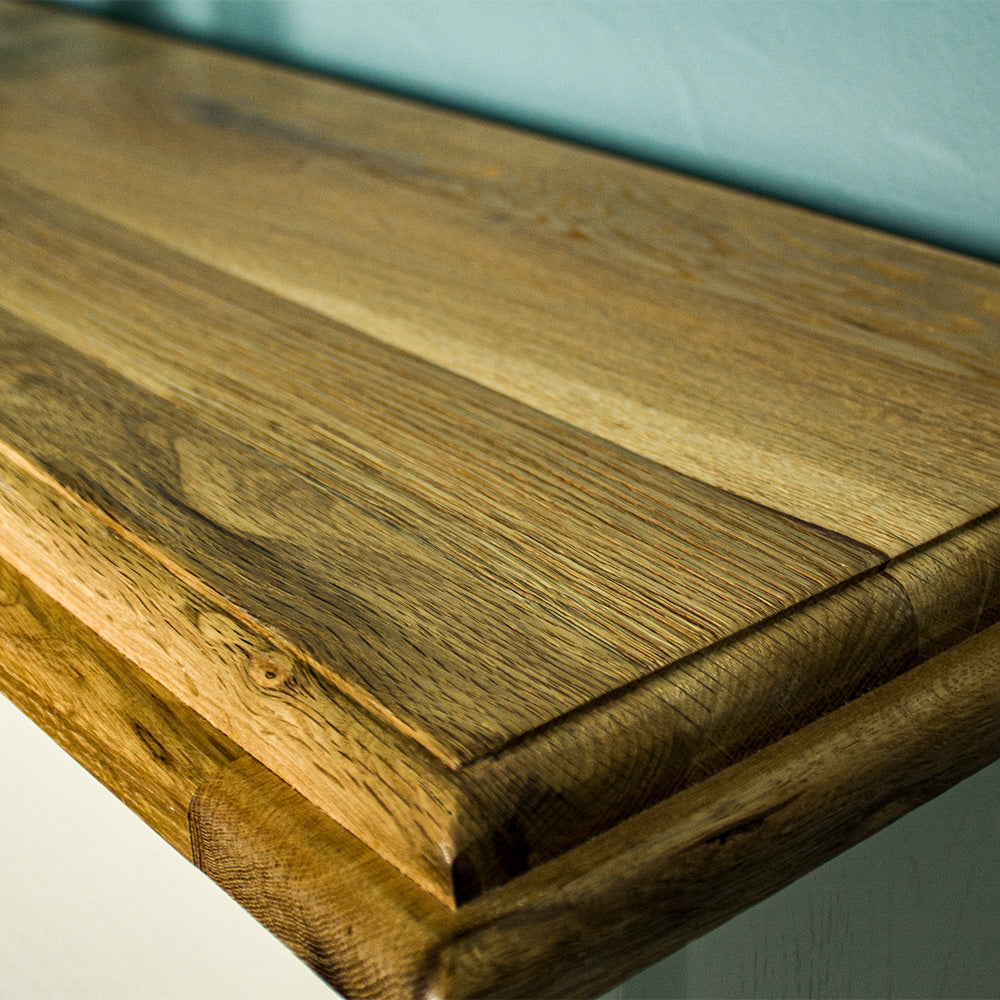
[1,4,999,996]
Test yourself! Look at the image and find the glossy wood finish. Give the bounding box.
[2,3,1000,992]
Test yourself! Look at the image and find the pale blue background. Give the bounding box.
[59,0,1000,262]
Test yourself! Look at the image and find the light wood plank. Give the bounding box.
[0,173,907,902]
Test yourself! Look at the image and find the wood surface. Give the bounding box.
[0,169,925,902]
[886,510,1000,659]
[0,171,884,759]
[192,620,1000,1000]
[2,4,999,558]
[0,440,472,904]
[0,554,240,858]
[1,0,1000,944]
[4,564,998,999]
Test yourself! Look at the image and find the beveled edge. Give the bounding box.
[3,2,1000,906]
[191,616,1000,999]
[3,527,1000,997]
[0,317,920,907]
[4,411,1000,911]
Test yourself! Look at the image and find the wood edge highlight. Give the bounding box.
[191,619,1000,999]
[0,554,242,860]
[445,506,1000,898]
[886,507,1000,659]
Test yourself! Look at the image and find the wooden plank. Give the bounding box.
[0,174,885,759]
[0,441,471,905]
[0,555,240,859]
[1,0,999,924]
[0,173,912,904]
[1,5,999,556]
[886,510,1000,658]
[191,620,1000,999]
[3,536,998,999]
[0,5,999,994]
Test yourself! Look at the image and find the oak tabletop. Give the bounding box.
[1,5,999,995]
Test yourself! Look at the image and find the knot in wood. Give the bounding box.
[249,650,296,690]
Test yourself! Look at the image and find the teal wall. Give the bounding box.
[60,0,1000,262]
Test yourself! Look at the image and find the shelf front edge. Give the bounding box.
[3,536,999,998]
[0,421,920,906]
[192,617,1000,999]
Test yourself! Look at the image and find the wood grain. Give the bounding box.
[0,441,480,905]
[3,543,996,999]
[0,173,883,760]
[450,571,918,894]
[2,0,1000,932]
[886,509,1000,659]
[1,5,999,556]
[0,169,914,902]
[0,555,240,858]
[0,396,920,901]
[191,619,1000,999]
